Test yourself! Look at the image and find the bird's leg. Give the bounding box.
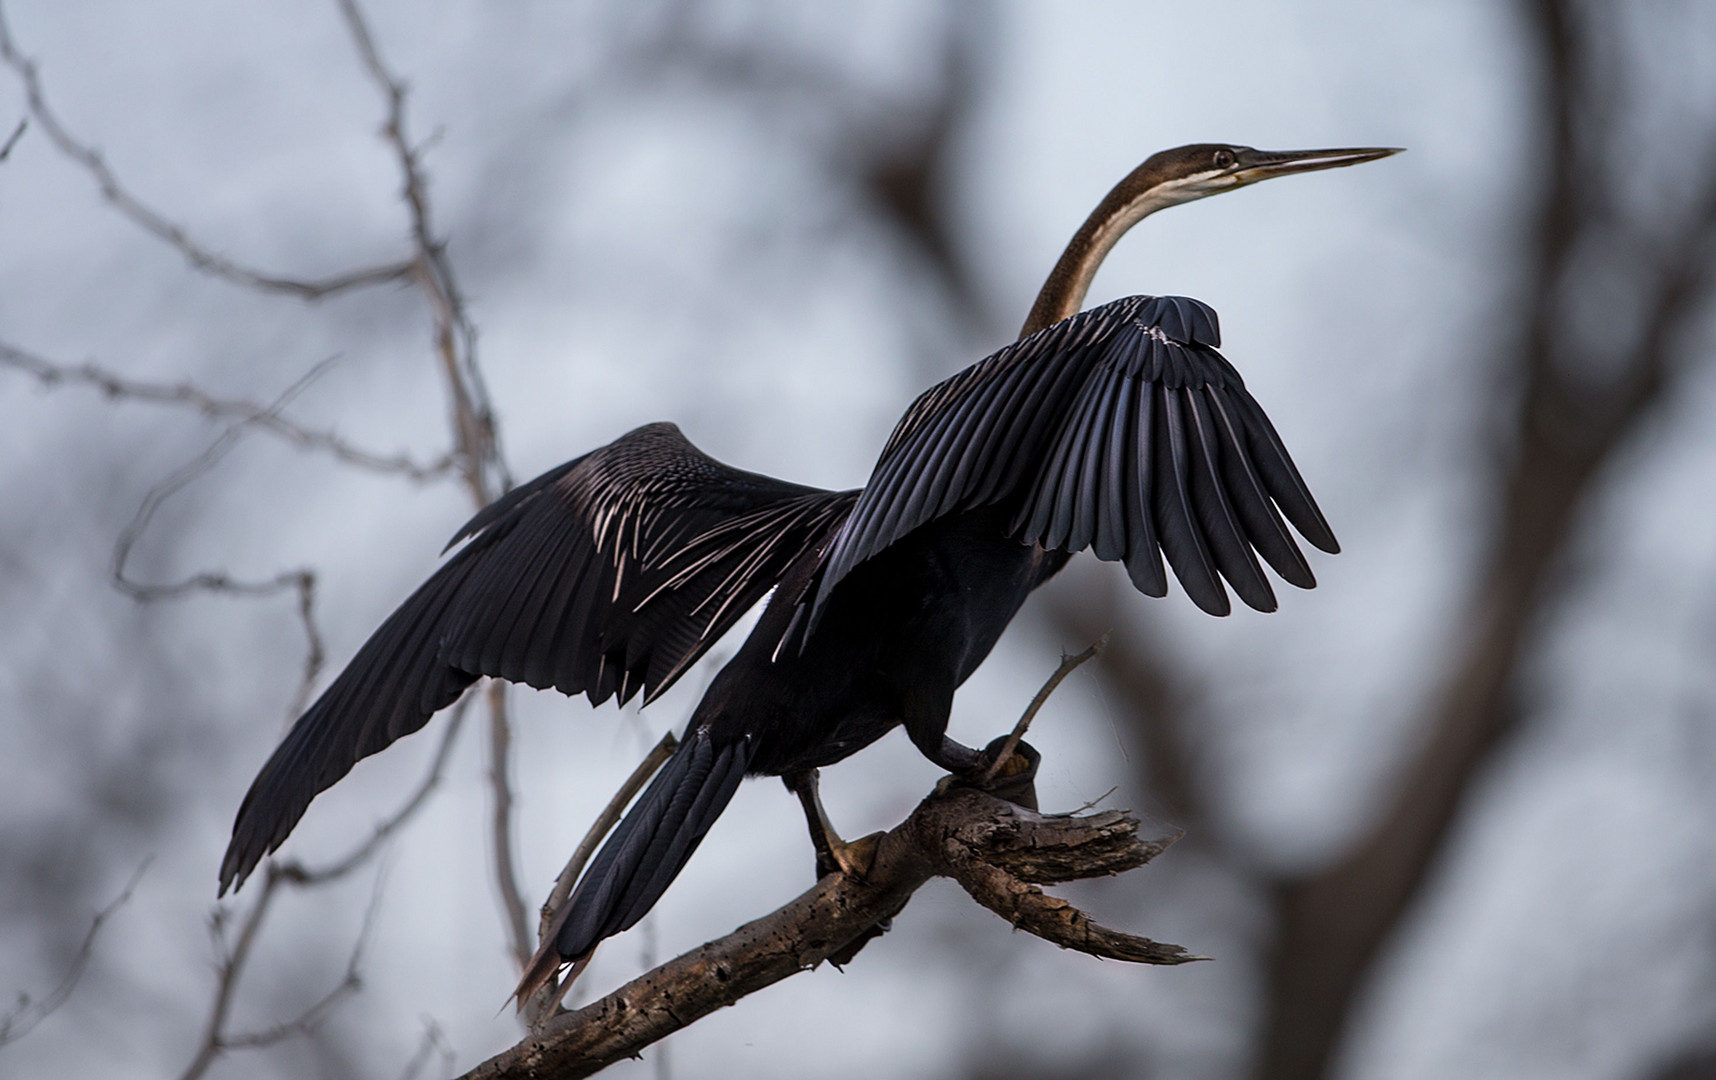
[925,735,983,775]
[929,735,1043,811]
[781,768,878,880]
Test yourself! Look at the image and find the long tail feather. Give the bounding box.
[514,727,750,1006]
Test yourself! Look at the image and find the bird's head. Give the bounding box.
[1122,143,1403,211]
[1021,142,1401,336]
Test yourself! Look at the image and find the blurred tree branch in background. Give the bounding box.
[1032,1,1716,1078]
[0,0,523,1067]
[1258,0,1716,1074]
[0,1,1004,1074]
[0,860,146,1049]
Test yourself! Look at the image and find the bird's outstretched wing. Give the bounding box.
[221,422,855,892]
[811,295,1337,621]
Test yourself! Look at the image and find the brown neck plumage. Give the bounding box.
[1017,156,1187,340]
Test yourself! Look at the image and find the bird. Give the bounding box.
[217,143,1398,1002]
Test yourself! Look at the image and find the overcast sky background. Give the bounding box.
[1,2,1713,1079]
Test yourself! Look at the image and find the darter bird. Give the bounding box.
[216,143,1399,1001]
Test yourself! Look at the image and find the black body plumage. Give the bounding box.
[219,293,1338,978]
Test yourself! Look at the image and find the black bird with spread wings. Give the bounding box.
[217,143,1398,1000]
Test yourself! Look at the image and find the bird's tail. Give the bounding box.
[514,726,750,1005]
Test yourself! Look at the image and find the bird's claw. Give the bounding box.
[817,831,882,881]
[950,736,1042,810]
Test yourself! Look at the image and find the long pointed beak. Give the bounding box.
[1234,146,1403,184]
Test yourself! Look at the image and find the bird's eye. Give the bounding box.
[1213,149,1236,169]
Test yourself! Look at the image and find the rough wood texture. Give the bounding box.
[458,787,1190,1080]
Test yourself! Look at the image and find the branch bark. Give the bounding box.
[461,786,1191,1080]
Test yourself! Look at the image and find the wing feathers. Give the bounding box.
[1183,388,1276,612]
[1123,378,1168,596]
[1154,383,1230,615]
[819,295,1333,622]
[1221,388,1339,554]
[223,423,851,894]
[1206,389,1315,588]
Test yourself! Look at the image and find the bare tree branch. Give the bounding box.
[983,637,1105,783]
[92,358,341,722]
[396,1018,456,1080]
[330,0,530,977]
[0,343,457,481]
[461,787,1191,1080]
[179,862,383,1080]
[0,859,149,1048]
[179,694,470,1080]
[485,680,532,970]
[1045,576,1207,828]
[0,5,416,301]
[0,115,22,162]
[333,0,507,504]
[179,865,284,1080]
[519,731,682,1025]
[537,732,683,944]
[2,0,532,1066]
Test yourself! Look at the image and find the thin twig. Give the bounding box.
[0,342,456,482]
[1059,785,1120,817]
[396,1018,456,1080]
[219,874,383,1050]
[181,862,388,1080]
[0,5,415,301]
[537,731,682,942]
[286,570,327,721]
[181,698,463,1080]
[106,357,356,602]
[522,730,680,1025]
[334,0,507,503]
[0,115,23,162]
[179,866,284,1080]
[0,0,516,1071]
[331,0,527,977]
[486,681,532,969]
[284,690,475,887]
[0,859,150,1047]
[93,359,334,732]
[982,636,1107,783]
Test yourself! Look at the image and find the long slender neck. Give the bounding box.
[1018,161,1186,339]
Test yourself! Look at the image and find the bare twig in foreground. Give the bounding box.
[486,681,532,969]
[0,859,149,1047]
[537,732,684,943]
[461,786,1191,1080]
[521,731,681,1026]
[983,636,1106,783]
[179,864,380,1080]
